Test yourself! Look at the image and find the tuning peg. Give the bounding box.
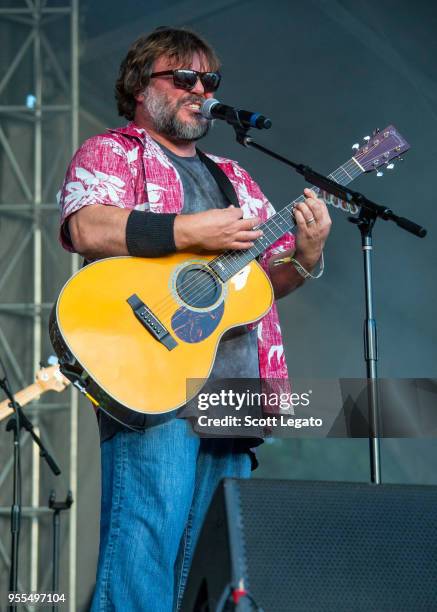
[372,128,380,136]
[386,163,395,170]
[363,135,371,141]
[352,143,360,150]
[376,170,384,177]
[398,157,404,162]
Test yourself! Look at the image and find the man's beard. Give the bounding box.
[142,87,210,142]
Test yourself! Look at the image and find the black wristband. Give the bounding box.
[126,210,177,257]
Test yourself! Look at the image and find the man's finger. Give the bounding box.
[230,241,254,250]
[236,230,263,242]
[294,208,311,229]
[226,206,243,219]
[294,202,316,224]
[238,217,261,230]
[304,200,322,221]
[304,187,317,199]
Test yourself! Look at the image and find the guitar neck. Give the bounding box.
[0,382,42,423]
[209,156,364,281]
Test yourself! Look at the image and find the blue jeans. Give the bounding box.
[91,416,251,611]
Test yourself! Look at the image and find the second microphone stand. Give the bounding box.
[0,366,61,605]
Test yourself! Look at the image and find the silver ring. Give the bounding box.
[306,217,316,225]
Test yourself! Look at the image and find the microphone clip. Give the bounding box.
[225,114,253,147]
[233,123,254,147]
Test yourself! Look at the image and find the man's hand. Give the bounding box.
[293,188,332,269]
[174,206,263,251]
[267,188,331,299]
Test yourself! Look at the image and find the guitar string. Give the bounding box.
[208,159,364,276]
[147,137,392,318]
[147,158,363,320]
[150,188,338,321]
[211,159,364,275]
[201,135,395,281]
[147,159,364,319]
[166,155,364,300]
[149,163,362,320]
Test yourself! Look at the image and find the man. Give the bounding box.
[58,27,331,611]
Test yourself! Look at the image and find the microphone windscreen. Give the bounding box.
[200,98,220,119]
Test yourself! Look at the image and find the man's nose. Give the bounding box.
[190,77,206,96]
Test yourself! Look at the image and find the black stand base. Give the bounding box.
[49,490,73,611]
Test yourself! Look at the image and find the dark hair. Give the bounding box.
[115,27,221,120]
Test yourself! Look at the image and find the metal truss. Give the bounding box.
[0,1,79,609]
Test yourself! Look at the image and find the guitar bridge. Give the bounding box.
[127,294,178,351]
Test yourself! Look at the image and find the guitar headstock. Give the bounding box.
[352,125,410,175]
[35,365,70,393]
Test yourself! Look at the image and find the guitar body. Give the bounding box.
[51,253,273,416]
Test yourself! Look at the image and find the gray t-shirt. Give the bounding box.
[98,146,259,440]
[165,146,260,376]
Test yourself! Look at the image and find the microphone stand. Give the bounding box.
[0,361,61,606]
[228,119,426,484]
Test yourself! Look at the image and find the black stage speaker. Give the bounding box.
[182,479,437,611]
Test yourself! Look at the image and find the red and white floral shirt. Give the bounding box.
[58,122,295,384]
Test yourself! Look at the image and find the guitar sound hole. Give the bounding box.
[175,265,221,309]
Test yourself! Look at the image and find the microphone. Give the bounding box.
[201,98,272,130]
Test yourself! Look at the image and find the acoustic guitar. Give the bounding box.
[50,127,409,417]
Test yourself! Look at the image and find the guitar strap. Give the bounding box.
[196,148,240,207]
[196,149,261,261]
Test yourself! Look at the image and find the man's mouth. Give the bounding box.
[185,102,201,112]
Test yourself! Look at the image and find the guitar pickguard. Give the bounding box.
[171,302,224,343]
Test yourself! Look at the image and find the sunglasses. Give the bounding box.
[150,69,221,94]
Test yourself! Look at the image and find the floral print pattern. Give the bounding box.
[62,167,125,216]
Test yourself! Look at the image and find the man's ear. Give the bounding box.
[135,92,145,103]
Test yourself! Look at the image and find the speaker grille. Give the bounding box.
[236,480,437,611]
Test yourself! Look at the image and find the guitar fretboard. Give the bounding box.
[209,156,363,281]
[0,383,42,422]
